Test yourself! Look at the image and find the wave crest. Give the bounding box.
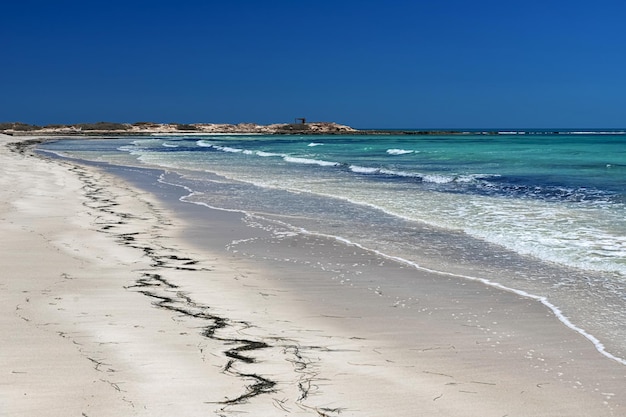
[284,156,340,167]
[386,149,414,155]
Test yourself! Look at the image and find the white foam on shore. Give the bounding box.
[283,225,626,367]
[256,151,281,157]
[166,175,626,367]
[283,156,340,167]
[349,165,380,174]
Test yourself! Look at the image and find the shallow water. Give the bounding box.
[39,132,626,363]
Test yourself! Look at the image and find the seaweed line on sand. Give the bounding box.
[18,143,344,415]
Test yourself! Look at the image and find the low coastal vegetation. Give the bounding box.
[0,122,41,131]
[75,122,131,131]
[0,121,130,132]
[0,121,359,135]
[174,123,199,131]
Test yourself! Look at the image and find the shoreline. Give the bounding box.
[2,133,625,416]
[277,224,626,367]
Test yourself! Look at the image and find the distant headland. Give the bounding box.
[0,121,463,136]
[0,121,357,136]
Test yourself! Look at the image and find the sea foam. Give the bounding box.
[386,149,414,155]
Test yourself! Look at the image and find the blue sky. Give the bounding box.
[2,0,625,128]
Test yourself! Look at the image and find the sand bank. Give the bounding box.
[1,134,624,416]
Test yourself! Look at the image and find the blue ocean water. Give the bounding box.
[39,131,626,362]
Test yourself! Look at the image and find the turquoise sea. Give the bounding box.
[39,131,626,363]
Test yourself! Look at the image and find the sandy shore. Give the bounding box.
[1,133,624,416]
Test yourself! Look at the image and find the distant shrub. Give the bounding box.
[76,122,130,131]
[176,124,198,131]
[15,123,40,131]
[0,122,40,131]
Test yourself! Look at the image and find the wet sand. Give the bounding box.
[1,134,624,416]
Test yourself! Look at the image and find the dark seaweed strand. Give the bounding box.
[11,142,341,414]
[70,162,280,405]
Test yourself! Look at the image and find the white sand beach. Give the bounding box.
[1,133,624,416]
